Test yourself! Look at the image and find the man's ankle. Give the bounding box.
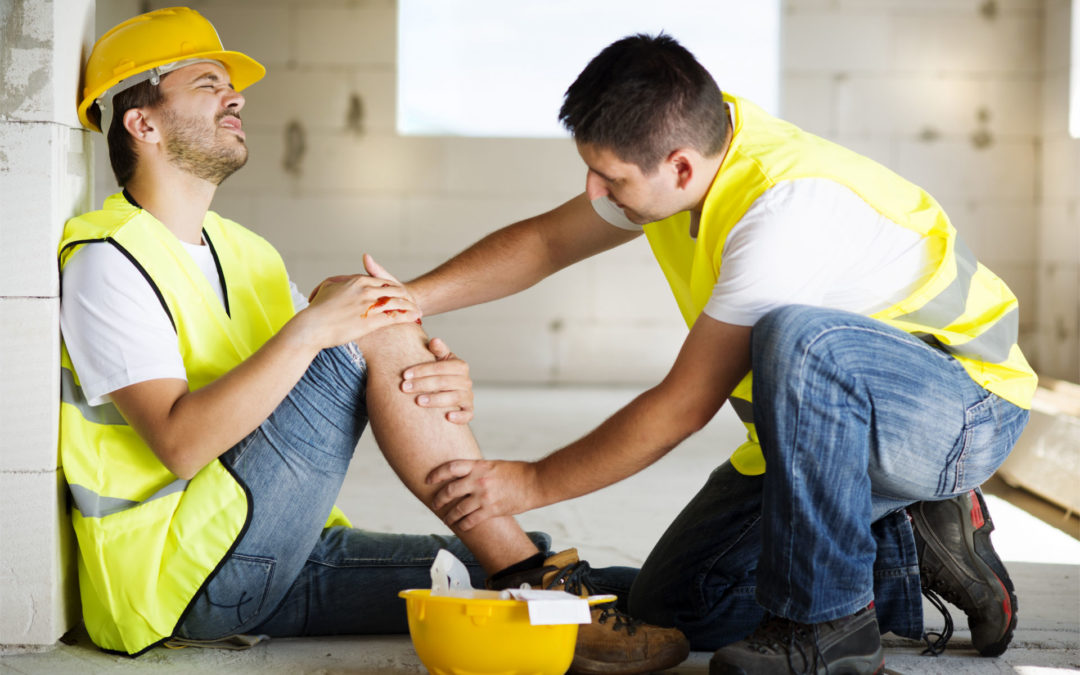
[490,551,547,582]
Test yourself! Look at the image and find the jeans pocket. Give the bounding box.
[183,553,276,639]
[946,393,1017,495]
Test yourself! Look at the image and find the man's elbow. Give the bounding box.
[163,456,201,481]
[647,384,718,439]
[680,405,715,436]
[170,465,200,481]
[152,442,205,481]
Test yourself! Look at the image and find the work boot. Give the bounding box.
[909,488,1017,657]
[708,605,885,675]
[488,549,690,675]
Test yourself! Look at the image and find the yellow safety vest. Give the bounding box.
[643,95,1037,476]
[59,193,350,655]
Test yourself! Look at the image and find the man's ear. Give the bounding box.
[122,107,160,146]
[667,148,694,190]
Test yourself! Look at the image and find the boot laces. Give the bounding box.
[919,587,954,656]
[544,560,641,636]
[745,616,830,675]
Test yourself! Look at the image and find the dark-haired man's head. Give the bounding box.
[559,34,729,174]
[96,79,166,187]
[97,63,249,188]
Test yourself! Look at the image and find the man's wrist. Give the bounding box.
[525,459,550,511]
[281,309,325,357]
[404,280,427,314]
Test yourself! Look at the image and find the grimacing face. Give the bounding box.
[155,62,248,185]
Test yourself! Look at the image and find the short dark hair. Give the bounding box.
[559,33,729,172]
[90,78,167,187]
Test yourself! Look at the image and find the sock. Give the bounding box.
[490,552,547,581]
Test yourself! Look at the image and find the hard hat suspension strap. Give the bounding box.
[94,58,225,136]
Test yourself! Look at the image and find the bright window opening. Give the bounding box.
[398,1,781,137]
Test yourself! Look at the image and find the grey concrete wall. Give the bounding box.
[0,0,94,649]
[91,0,1068,384]
[781,0,1049,373]
[1038,0,1080,381]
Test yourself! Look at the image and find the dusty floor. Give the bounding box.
[3,386,1079,674]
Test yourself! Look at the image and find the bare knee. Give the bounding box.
[355,323,434,377]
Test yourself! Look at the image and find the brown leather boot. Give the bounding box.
[488,549,690,675]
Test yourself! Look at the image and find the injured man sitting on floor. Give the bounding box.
[58,7,689,675]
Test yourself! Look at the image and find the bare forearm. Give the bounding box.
[408,220,557,316]
[409,193,639,316]
[163,323,320,476]
[528,320,749,506]
[152,326,318,478]
[115,270,424,479]
[429,318,751,531]
[529,384,714,509]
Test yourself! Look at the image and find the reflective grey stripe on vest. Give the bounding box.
[893,237,1017,364]
[69,479,189,518]
[894,238,978,329]
[948,307,1019,364]
[729,397,755,425]
[61,367,126,425]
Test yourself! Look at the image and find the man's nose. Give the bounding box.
[224,88,245,112]
[585,170,608,200]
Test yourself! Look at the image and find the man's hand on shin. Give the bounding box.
[402,337,475,424]
[425,459,540,531]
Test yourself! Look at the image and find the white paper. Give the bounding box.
[503,589,591,625]
[430,548,473,595]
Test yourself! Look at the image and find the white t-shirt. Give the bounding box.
[592,177,933,326]
[60,239,308,406]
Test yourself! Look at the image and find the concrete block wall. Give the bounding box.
[0,0,94,648]
[782,0,1047,369]
[1038,0,1080,381]
[93,0,1068,384]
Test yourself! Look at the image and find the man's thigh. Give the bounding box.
[752,306,1029,515]
[845,330,1029,514]
[177,345,370,640]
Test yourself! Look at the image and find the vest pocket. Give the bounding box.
[181,553,276,639]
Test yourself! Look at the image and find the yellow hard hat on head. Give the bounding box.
[78,6,265,132]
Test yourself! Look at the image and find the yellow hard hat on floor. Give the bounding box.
[78,6,265,132]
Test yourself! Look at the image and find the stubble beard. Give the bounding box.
[162,109,248,185]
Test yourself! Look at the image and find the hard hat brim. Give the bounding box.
[78,49,266,133]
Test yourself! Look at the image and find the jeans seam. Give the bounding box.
[229,431,259,467]
[955,426,970,492]
[874,564,920,579]
[697,511,762,616]
[952,392,1000,494]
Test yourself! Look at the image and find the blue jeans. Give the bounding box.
[628,306,1028,651]
[174,345,618,640]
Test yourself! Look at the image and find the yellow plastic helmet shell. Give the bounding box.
[78,6,265,132]
[399,589,578,675]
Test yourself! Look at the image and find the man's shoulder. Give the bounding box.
[63,194,143,245]
[60,240,147,297]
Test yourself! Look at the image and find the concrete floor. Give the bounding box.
[3,386,1079,674]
